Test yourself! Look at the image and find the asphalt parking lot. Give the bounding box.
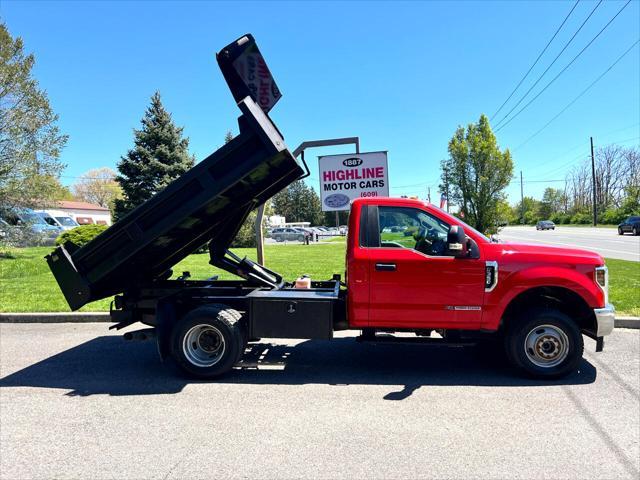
[1,323,638,480]
[497,226,640,262]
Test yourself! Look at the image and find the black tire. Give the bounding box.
[633,227,639,236]
[171,305,246,379]
[504,308,583,379]
[618,227,623,235]
[297,235,304,242]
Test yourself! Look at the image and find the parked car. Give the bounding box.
[536,220,555,231]
[0,208,62,245]
[35,209,80,231]
[271,227,306,242]
[617,216,640,236]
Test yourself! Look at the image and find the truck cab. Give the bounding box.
[347,197,614,377]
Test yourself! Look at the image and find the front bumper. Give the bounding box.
[595,303,615,337]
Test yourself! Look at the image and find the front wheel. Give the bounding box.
[171,305,246,379]
[618,227,624,235]
[505,309,583,379]
[634,227,639,236]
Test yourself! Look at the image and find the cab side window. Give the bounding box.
[378,206,450,256]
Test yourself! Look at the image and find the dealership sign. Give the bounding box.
[318,151,389,211]
[231,41,281,113]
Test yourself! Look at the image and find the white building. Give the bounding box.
[267,215,286,226]
[56,201,112,226]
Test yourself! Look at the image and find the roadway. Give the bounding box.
[1,323,638,479]
[497,226,640,262]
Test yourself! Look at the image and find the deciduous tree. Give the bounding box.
[440,115,513,233]
[73,167,122,210]
[0,23,68,209]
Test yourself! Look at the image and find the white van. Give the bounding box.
[36,210,80,231]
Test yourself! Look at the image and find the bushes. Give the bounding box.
[600,209,626,225]
[569,212,591,224]
[55,224,108,247]
[550,212,571,225]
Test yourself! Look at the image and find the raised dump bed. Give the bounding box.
[47,35,304,310]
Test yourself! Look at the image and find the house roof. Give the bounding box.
[57,200,110,212]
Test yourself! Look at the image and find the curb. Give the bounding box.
[0,312,111,323]
[614,317,640,329]
[1,312,639,329]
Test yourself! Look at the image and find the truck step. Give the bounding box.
[355,333,475,346]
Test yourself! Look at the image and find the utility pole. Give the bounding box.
[590,136,597,226]
[444,167,450,213]
[255,204,265,265]
[520,171,524,224]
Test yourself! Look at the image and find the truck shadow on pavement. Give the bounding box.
[0,336,597,398]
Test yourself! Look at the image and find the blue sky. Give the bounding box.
[2,0,639,203]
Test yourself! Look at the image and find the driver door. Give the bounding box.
[367,206,485,329]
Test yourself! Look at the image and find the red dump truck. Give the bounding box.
[46,34,614,380]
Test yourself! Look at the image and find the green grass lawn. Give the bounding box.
[1,245,638,316]
[605,258,640,316]
[0,244,346,312]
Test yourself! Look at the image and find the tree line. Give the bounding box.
[512,145,639,225]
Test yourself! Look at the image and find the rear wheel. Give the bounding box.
[505,309,583,379]
[171,305,246,379]
[297,235,304,242]
[618,227,624,235]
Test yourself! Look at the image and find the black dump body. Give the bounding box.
[46,35,305,311]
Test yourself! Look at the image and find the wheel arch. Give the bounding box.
[500,286,597,336]
[156,301,242,361]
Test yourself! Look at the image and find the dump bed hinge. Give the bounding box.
[209,249,284,289]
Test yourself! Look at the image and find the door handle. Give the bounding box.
[375,263,396,271]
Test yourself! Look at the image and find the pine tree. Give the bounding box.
[272,181,324,225]
[113,92,195,220]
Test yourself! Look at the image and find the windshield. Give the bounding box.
[21,211,48,225]
[56,216,78,227]
[453,216,491,243]
[42,216,57,226]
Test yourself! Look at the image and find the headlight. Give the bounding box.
[595,266,608,304]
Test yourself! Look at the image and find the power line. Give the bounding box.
[526,134,639,181]
[512,39,640,150]
[493,0,603,129]
[496,0,633,132]
[491,0,580,121]
[520,123,640,176]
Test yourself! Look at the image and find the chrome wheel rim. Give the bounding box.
[182,324,225,367]
[524,324,569,368]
